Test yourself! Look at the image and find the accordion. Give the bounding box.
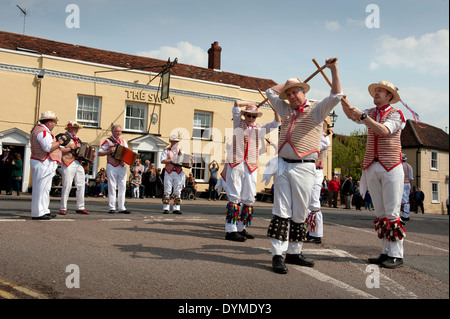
[171,152,194,168]
[112,144,139,166]
[76,143,95,162]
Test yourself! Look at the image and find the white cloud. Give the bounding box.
[137,41,208,68]
[325,20,340,32]
[370,29,449,74]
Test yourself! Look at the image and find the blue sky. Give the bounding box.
[1,0,448,135]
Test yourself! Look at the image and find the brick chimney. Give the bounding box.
[208,41,222,70]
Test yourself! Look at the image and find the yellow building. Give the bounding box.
[0,31,333,195]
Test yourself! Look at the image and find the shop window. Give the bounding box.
[193,111,212,140]
[77,95,101,127]
[125,102,147,132]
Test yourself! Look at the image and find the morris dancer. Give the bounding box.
[400,154,413,222]
[160,135,186,214]
[343,81,406,269]
[224,100,280,242]
[98,124,131,214]
[30,111,66,220]
[59,121,91,215]
[266,58,342,274]
[306,122,332,244]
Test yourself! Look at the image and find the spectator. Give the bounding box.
[364,190,373,211]
[341,176,354,209]
[129,168,141,199]
[415,187,425,214]
[10,153,23,196]
[327,175,341,208]
[208,160,219,201]
[353,181,363,210]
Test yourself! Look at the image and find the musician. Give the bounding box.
[59,121,91,215]
[265,58,342,274]
[224,101,281,242]
[98,124,131,214]
[342,80,406,269]
[160,135,186,214]
[30,111,65,220]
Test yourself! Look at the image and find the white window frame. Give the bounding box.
[76,95,101,128]
[431,182,440,203]
[430,150,438,170]
[191,153,208,182]
[125,102,147,133]
[193,111,212,140]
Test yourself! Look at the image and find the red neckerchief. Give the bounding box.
[298,99,308,114]
[375,104,391,121]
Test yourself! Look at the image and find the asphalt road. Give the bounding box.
[0,194,448,307]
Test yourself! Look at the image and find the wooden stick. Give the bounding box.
[312,58,351,108]
[256,97,269,108]
[303,57,338,83]
[258,89,278,112]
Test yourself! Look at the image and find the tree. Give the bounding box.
[332,128,367,181]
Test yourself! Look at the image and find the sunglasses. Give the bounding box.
[246,114,257,119]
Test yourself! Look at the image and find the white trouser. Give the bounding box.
[60,161,85,211]
[400,183,411,219]
[365,162,404,258]
[225,163,257,233]
[307,168,324,237]
[30,158,58,217]
[106,163,127,211]
[270,160,316,256]
[163,170,185,211]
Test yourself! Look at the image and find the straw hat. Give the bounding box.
[39,111,58,122]
[279,78,310,100]
[368,81,400,104]
[169,134,181,142]
[241,104,262,117]
[65,121,83,129]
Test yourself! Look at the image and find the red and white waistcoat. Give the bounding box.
[278,101,321,159]
[164,147,183,174]
[101,136,126,167]
[229,119,261,173]
[362,107,404,171]
[30,125,61,164]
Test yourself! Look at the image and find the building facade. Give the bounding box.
[0,31,333,195]
[401,120,449,215]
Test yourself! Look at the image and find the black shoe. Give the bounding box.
[306,236,322,244]
[401,216,410,222]
[118,210,131,214]
[163,210,169,214]
[108,210,116,214]
[48,212,57,218]
[239,229,255,239]
[368,254,389,264]
[381,256,404,269]
[272,255,288,274]
[173,210,182,215]
[32,215,52,220]
[285,253,315,267]
[225,232,246,242]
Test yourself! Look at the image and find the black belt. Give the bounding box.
[282,158,316,164]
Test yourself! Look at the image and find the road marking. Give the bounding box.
[0,278,47,299]
[0,289,16,299]
[99,219,132,221]
[327,222,449,253]
[293,266,377,299]
[0,219,26,222]
[256,247,418,299]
